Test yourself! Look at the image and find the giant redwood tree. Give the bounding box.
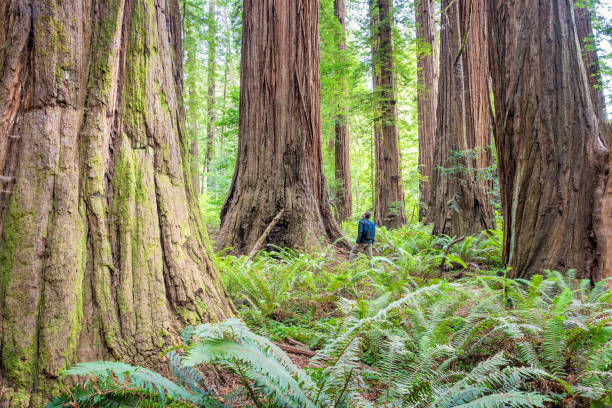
[416,0,438,221]
[370,0,407,228]
[0,0,233,404]
[488,0,609,280]
[216,0,349,254]
[428,0,495,237]
[333,0,353,223]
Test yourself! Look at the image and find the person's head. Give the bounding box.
[363,211,371,219]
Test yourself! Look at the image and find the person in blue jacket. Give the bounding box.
[349,211,375,261]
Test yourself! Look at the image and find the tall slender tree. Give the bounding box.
[184,1,202,197]
[206,0,217,171]
[370,0,407,228]
[216,0,349,254]
[416,0,438,220]
[488,0,609,280]
[333,0,353,222]
[0,0,233,404]
[428,0,495,237]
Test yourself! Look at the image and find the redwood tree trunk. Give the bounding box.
[488,0,609,280]
[416,0,438,221]
[0,0,233,404]
[428,0,495,237]
[371,0,406,228]
[206,0,216,171]
[216,0,349,254]
[333,0,352,223]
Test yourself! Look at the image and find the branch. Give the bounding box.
[274,342,316,357]
[438,236,466,274]
[248,209,285,259]
[453,0,474,67]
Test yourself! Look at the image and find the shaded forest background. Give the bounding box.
[185,0,612,230]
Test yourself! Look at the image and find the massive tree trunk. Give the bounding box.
[428,0,495,237]
[333,0,352,223]
[216,0,349,254]
[371,0,406,229]
[488,0,609,280]
[205,0,216,171]
[574,3,607,122]
[0,0,233,405]
[416,0,438,221]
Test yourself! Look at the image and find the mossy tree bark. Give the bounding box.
[416,0,438,221]
[333,0,353,223]
[216,0,350,254]
[427,0,496,237]
[488,0,609,280]
[370,0,407,229]
[0,0,233,405]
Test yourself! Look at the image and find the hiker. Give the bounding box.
[348,211,375,261]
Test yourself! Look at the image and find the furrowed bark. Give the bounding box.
[416,0,438,221]
[488,0,609,280]
[216,0,350,254]
[370,0,407,229]
[0,0,233,405]
[333,0,353,223]
[428,0,495,237]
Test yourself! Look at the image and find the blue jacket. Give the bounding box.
[356,218,375,244]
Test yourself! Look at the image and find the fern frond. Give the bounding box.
[63,361,198,404]
[450,391,550,408]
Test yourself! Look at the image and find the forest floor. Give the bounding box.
[45,223,610,407]
[203,224,611,407]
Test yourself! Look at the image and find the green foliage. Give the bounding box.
[213,227,611,407]
[47,361,225,408]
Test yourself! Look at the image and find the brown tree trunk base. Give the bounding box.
[488,0,609,280]
[0,0,233,405]
[216,0,350,255]
[428,0,496,237]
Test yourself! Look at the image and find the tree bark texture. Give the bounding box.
[0,0,233,404]
[205,0,216,171]
[428,0,496,237]
[416,0,438,221]
[333,0,352,223]
[216,0,350,254]
[371,0,406,229]
[574,3,607,122]
[190,137,200,197]
[488,0,609,280]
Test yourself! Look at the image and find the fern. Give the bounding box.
[63,361,200,404]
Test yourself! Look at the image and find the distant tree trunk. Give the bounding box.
[488,0,609,280]
[370,0,406,228]
[206,0,217,170]
[333,0,352,222]
[216,0,350,254]
[428,0,495,237]
[0,0,234,405]
[190,126,200,197]
[574,3,607,122]
[219,7,231,144]
[416,0,438,221]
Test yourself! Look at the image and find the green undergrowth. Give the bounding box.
[48,225,611,407]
